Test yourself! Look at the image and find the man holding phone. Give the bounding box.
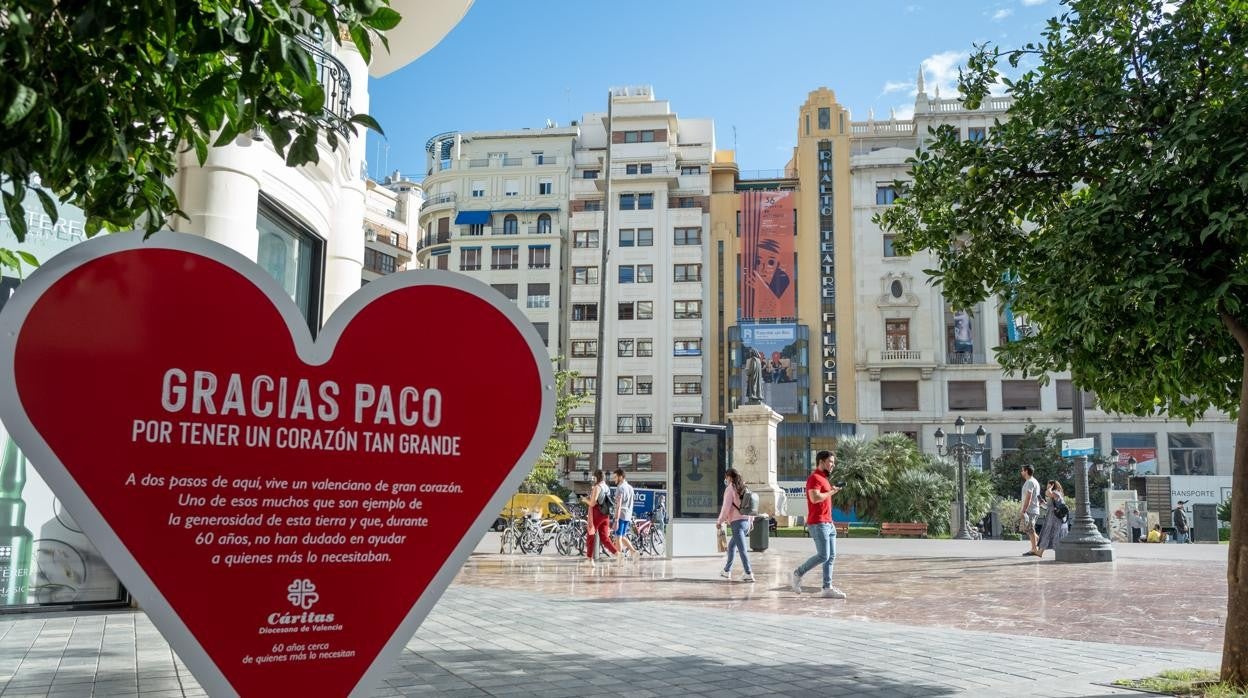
[791,450,846,599]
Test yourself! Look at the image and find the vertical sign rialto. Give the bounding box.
[818,140,839,421]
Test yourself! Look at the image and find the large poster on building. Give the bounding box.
[1114,448,1158,475]
[739,324,800,414]
[1,192,125,611]
[740,190,795,320]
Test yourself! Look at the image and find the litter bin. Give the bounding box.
[750,515,769,552]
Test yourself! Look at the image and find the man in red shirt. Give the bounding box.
[790,450,846,598]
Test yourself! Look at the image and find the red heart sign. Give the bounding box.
[0,233,554,697]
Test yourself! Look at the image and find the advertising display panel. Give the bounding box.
[671,424,726,519]
[740,190,795,320]
[0,232,554,697]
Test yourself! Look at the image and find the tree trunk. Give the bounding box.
[1221,315,1248,686]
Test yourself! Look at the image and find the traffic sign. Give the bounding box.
[1061,437,1095,457]
[0,232,554,697]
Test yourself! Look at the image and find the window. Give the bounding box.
[673,264,702,282]
[619,265,636,284]
[636,301,653,319]
[583,200,603,211]
[636,453,653,470]
[618,302,634,321]
[636,376,653,395]
[571,303,598,321]
[1168,433,1215,475]
[818,107,831,130]
[502,214,519,235]
[625,163,653,175]
[618,339,634,357]
[533,152,545,165]
[636,228,653,245]
[881,381,919,411]
[621,129,656,143]
[674,227,702,246]
[536,213,552,234]
[636,415,653,434]
[948,381,988,410]
[1112,433,1158,473]
[620,194,636,210]
[618,454,633,468]
[674,339,702,356]
[257,199,323,332]
[674,415,701,424]
[364,248,396,274]
[459,248,481,271]
[617,416,634,433]
[572,266,599,285]
[467,223,485,236]
[884,319,909,351]
[674,300,702,319]
[570,376,597,395]
[533,322,548,346]
[526,283,550,308]
[1056,380,1095,410]
[876,185,897,205]
[619,229,635,247]
[638,193,654,210]
[528,246,550,269]
[490,283,518,302]
[490,246,519,270]
[618,301,652,320]
[617,377,634,395]
[573,230,599,248]
[967,126,987,142]
[636,265,654,282]
[681,166,701,175]
[504,180,519,197]
[471,181,486,198]
[571,416,595,433]
[673,376,702,395]
[582,169,600,179]
[571,340,597,357]
[435,255,448,270]
[538,180,553,195]
[883,235,899,257]
[636,338,653,357]
[1002,380,1041,410]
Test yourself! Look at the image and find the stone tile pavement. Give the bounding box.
[0,584,1222,697]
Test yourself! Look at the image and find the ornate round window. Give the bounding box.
[890,280,904,298]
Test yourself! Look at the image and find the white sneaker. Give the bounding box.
[742,574,755,582]
[821,587,847,599]
[790,570,803,593]
[719,569,731,580]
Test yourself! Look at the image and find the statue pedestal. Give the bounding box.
[728,404,785,517]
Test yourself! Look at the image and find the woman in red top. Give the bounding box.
[585,470,618,564]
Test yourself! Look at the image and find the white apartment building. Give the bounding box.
[850,73,1235,476]
[414,126,578,354]
[565,86,714,492]
[363,172,422,282]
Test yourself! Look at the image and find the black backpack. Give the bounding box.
[597,486,616,518]
[1053,499,1069,521]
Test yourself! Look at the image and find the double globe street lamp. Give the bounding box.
[934,416,986,541]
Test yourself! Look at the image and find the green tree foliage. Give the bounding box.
[1222,498,1233,525]
[926,455,994,524]
[523,364,589,496]
[875,0,1248,683]
[0,0,397,270]
[879,469,955,536]
[832,435,889,522]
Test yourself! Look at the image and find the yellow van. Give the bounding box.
[491,493,571,530]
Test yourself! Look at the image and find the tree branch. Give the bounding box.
[1222,312,1248,353]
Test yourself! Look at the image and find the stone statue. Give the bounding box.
[745,349,764,405]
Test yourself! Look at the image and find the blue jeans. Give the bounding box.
[1173,530,1190,544]
[796,523,837,589]
[724,519,752,574]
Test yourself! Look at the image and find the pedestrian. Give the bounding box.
[1129,509,1145,543]
[1147,523,1163,543]
[1019,465,1042,557]
[1172,501,1191,544]
[611,469,639,560]
[584,470,618,564]
[1034,481,1068,558]
[790,450,846,598]
[717,467,755,582]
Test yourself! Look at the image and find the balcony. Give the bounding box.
[420,192,457,211]
[864,349,938,381]
[297,37,352,137]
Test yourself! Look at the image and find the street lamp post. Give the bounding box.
[935,416,986,540]
[1055,387,1115,562]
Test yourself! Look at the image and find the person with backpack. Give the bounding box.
[716,467,755,582]
[585,470,618,564]
[1034,480,1068,558]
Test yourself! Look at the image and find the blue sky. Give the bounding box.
[366,0,1055,178]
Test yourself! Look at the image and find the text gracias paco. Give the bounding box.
[158,368,457,454]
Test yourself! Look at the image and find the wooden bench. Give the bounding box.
[796,521,849,536]
[880,522,929,538]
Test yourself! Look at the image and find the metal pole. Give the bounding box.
[1056,387,1114,562]
[591,90,613,474]
[953,449,972,539]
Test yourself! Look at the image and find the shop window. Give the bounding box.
[1168,433,1215,475]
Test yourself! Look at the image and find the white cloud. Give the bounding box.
[992,8,1014,20]
[1021,0,1046,5]
[921,50,969,96]
[881,80,913,95]
[894,104,916,121]
[904,4,921,13]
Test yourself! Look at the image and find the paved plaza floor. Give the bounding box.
[0,537,1229,697]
